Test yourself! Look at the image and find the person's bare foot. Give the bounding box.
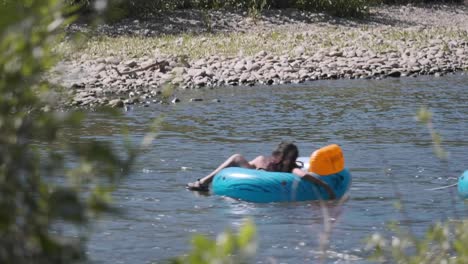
[186,179,209,192]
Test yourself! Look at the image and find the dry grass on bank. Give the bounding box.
[57,26,468,61]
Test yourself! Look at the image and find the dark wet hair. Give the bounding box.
[271,142,299,172]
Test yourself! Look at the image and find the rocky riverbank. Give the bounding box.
[52,4,468,108]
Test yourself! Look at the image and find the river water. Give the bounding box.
[82,74,468,263]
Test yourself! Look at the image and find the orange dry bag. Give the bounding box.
[309,144,345,176]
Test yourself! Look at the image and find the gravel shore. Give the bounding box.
[52,4,468,108]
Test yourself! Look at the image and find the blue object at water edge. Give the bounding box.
[457,170,468,198]
[212,167,352,203]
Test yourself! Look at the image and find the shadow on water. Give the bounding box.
[74,74,468,263]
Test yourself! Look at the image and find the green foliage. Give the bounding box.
[381,0,463,4]
[367,220,468,263]
[416,107,448,160]
[295,0,372,18]
[66,0,376,18]
[172,219,257,264]
[64,0,466,20]
[248,0,268,20]
[366,108,456,263]
[0,0,136,263]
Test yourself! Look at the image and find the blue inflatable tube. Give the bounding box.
[458,170,468,198]
[212,167,352,203]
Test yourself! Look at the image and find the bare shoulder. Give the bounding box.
[249,155,269,168]
[250,155,267,163]
[254,155,268,161]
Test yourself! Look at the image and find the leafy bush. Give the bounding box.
[381,0,463,4]
[0,0,137,262]
[65,0,376,18]
[70,0,464,19]
[366,108,464,263]
[172,219,257,264]
[367,220,468,263]
[295,0,372,18]
[65,0,465,17]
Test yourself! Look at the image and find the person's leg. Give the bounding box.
[200,154,254,184]
[187,154,254,191]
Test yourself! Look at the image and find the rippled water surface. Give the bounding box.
[81,75,468,263]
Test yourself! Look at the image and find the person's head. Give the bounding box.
[271,142,299,172]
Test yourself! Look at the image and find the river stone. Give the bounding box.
[171,67,186,76]
[171,76,184,84]
[294,46,305,56]
[211,62,222,69]
[387,70,402,77]
[102,77,115,85]
[91,88,104,96]
[368,58,385,65]
[329,51,343,57]
[81,97,96,106]
[109,99,124,108]
[298,69,310,78]
[105,57,119,65]
[355,49,365,57]
[193,76,208,87]
[226,75,239,81]
[94,64,106,73]
[234,62,246,72]
[149,89,162,97]
[239,72,251,82]
[125,60,138,68]
[204,69,215,78]
[70,83,85,89]
[419,59,431,66]
[247,62,261,72]
[193,59,206,68]
[345,50,357,58]
[187,68,206,77]
[255,50,267,58]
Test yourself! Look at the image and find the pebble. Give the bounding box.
[108,99,124,108]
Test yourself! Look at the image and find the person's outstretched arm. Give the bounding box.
[292,168,336,200]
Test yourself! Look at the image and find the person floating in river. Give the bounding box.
[186,142,336,199]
